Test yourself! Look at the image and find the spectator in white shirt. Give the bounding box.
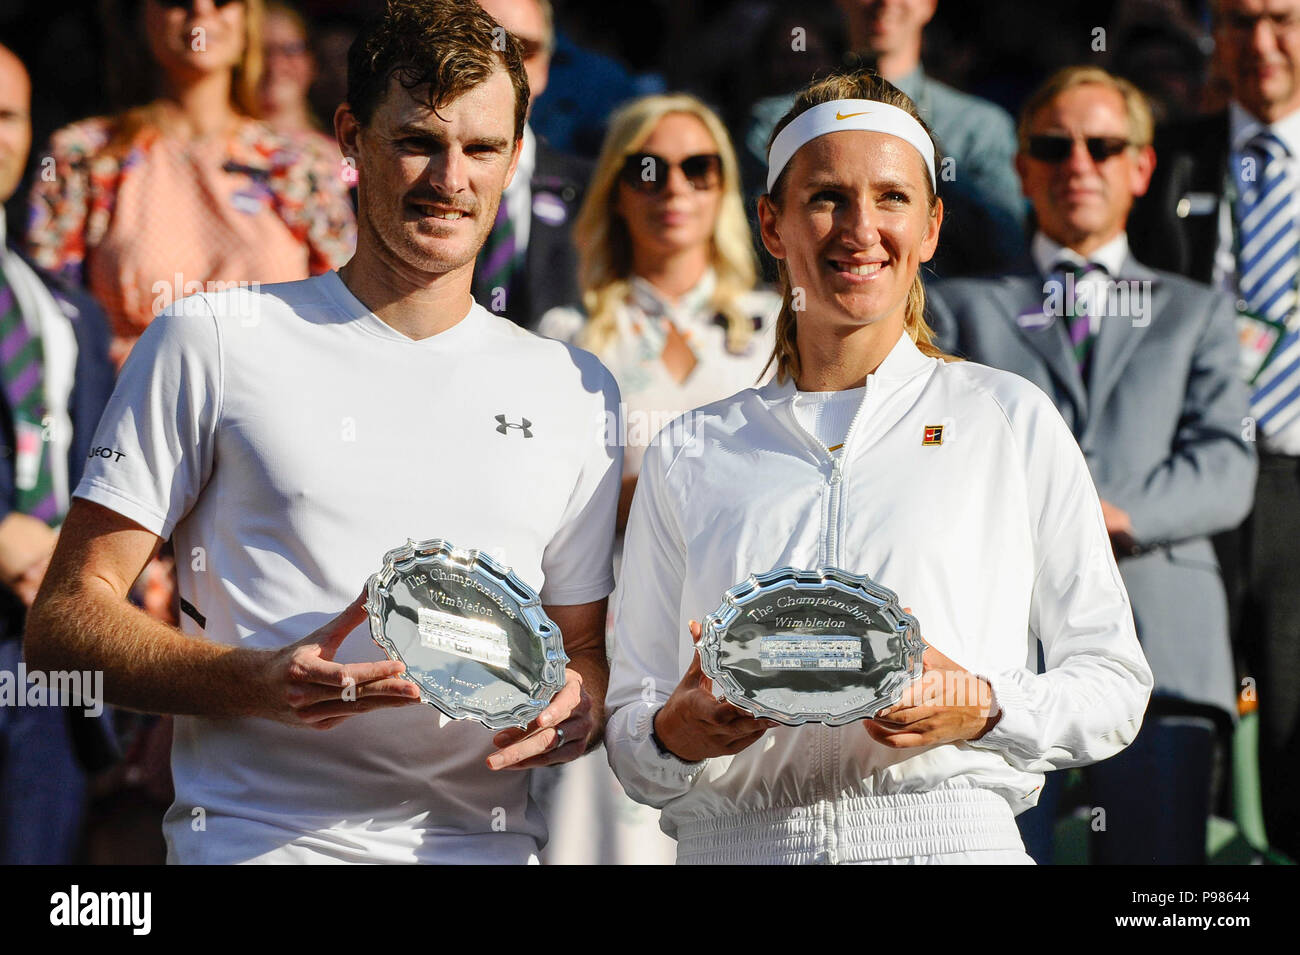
[541,93,778,529]
[536,92,777,864]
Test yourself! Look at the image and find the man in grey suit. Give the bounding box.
[926,66,1257,864]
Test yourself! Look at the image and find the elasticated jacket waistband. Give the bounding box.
[674,788,1025,864]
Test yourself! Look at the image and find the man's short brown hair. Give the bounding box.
[346,0,529,139]
[1016,66,1155,152]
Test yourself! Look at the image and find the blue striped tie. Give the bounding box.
[1235,131,1300,437]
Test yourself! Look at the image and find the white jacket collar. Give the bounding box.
[759,329,933,402]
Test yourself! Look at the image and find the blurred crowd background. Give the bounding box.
[0,0,1296,865]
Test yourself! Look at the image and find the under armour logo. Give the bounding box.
[495,414,533,438]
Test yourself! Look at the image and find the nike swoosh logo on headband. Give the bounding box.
[835,110,872,120]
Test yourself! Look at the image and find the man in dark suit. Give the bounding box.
[927,66,1257,864]
[475,0,590,331]
[0,41,116,863]
[1129,0,1300,861]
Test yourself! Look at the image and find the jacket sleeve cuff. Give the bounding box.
[964,671,1029,760]
[637,703,707,775]
[605,702,707,807]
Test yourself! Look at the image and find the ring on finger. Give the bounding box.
[552,726,565,750]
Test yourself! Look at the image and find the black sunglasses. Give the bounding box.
[1026,134,1134,163]
[620,152,722,194]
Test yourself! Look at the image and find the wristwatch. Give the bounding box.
[649,707,676,759]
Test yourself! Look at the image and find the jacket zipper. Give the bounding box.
[777,377,876,863]
[828,378,872,864]
[827,375,875,567]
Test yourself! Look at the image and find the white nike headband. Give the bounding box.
[766,99,938,194]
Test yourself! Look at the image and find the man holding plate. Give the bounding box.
[604,70,1154,865]
[25,0,621,864]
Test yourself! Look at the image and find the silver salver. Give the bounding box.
[366,539,568,729]
[698,567,926,726]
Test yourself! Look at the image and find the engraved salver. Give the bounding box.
[698,567,926,726]
[366,539,568,729]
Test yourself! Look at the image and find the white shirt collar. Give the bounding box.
[1229,100,1300,155]
[628,268,718,320]
[764,328,932,401]
[505,124,537,199]
[1031,230,1130,278]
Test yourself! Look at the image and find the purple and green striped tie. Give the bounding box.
[0,266,58,524]
[1056,260,1101,381]
[473,201,517,313]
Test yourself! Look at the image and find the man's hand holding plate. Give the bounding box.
[487,667,594,770]
[262,588,422,730]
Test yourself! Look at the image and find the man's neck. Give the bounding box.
[338,235,475,341]
[1044,226,1125,261]
[1238,95,1300,127]
[794,314,905,392]
[630,245,711,304]
[874,46,922,82]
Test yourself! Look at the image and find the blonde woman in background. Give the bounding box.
[28,0,354,368]
[537,93,778,864]
[540,93,779,531]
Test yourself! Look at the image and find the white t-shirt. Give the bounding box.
[75,271,622,864]
[791,385,865,457]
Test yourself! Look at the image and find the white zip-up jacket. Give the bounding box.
[605,332,1154,864]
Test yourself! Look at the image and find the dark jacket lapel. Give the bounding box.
[9,245,115,488]
[1084,255,1160,440]
[1000,269,1089,426]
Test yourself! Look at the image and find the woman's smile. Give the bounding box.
[826,256,889,283]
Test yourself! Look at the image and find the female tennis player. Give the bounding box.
[603,71,1154,865]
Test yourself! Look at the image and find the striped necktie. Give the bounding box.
[473,200,517,314]
[1235,131,1299,322]
[0,265,58,524]
[1235,131,1300,438]
[1055,260,1101,381]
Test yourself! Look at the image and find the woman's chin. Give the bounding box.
[158,47,244,76]
[637,232,709,259]
[806,290,903,329]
